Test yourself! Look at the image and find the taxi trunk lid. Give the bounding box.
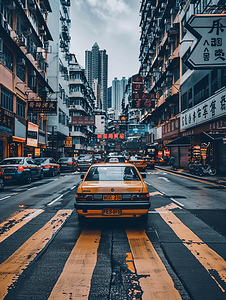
[80,181,145,193]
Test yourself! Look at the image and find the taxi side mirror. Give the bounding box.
[81,174,84,179]
[142,174,146,178]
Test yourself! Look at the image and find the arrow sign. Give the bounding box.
[184,14,226,69]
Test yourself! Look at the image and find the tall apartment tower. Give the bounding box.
[112,77,128,113]
[85,43,108,112]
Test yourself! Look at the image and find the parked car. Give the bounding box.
[57,157,77,172]
[129,156,147,171]
[92,154,102,163]
[0,157,43,184]
[143,156,155,169]
[77,154,93,172]
[0,167,5,190]
[34,157,60,177]
[105,155,125,163]
[74,163,150,223]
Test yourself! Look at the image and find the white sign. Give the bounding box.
[185,14,226,69]
[27,122,39,147]
[180,87,226,131]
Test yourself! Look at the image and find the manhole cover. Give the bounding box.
[30,194,52,197]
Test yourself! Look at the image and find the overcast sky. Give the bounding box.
[70,0,141,87]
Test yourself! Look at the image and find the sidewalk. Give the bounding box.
[155,165,226,187]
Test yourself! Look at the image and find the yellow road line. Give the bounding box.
[156,203,226,292]
[155,167,220,186]
[0,209,44,243]
[48,227,101,300]
[126,228,182,300]
[0,210,72,300]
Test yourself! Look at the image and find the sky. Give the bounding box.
[70,0,141,87]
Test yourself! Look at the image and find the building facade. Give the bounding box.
[68,54,95,154]
[112,77,128,113]
[85,43,108,112]
[138,0,226,171]
[45,0,71,160]
[0,0,53,161]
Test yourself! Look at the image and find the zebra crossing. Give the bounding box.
[0,204,226,300]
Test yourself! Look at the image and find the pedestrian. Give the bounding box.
[169,156,175,170]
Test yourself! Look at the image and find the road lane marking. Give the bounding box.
[156,203,226,293]
[0,209,44,243]
[149,191,163,196]
[26,186,37,191]
[0,209,72,300]
[170,197,185,207]
[47,195,63,206]
[48,227,101,300]
[155,167,220,186]
[0,196,11,201]
[158,176,170,182]
[126,228,182,300]
[70,185,77,190]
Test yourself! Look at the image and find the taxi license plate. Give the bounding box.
[102,208,121,215]
[4,175,12,179]
[103,195,122,201]
[61,164,67,166]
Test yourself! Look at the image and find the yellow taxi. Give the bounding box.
[128,155,147,171]
[142,156,155,169]
[74,163,150,223]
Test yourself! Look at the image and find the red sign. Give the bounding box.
[71,116,95,125]
[132,83,144,92]
[97,133,125,140]
[131,100,155,108]
[28,101,57,114]
[132,92,156,99]
[132,75,144,84]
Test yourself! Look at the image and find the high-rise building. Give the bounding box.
[85,43,108,112]
[112,77,128,113]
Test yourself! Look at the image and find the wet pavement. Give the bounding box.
[155,165,226,187]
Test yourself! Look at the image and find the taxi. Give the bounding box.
[74,163,150,223]
[143,156,155,169]
[128,155,147,171]
[34,157,60,177]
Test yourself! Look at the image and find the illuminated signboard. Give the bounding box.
[131,100,155,108]
[97,133,125,139]
[71,116,95,125]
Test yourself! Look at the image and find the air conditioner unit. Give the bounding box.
[168,37,175,43]
[164,18,171,24]
[17,57,26,65]
[157,86,162,91]
[153,68,159,72]
[166,44,170,50]
[165,89,170,98]
[161,81,166,87]
[166,71,173,77]
[161,2,167,8]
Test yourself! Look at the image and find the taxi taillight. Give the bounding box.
[68,162,73,165]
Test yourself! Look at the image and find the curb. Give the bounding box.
[155,166,226,187]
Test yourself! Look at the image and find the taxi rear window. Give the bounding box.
[85,166,141,181]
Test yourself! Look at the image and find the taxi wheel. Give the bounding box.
[26,173,32,184]
[78,215,85,224]
[51,169,56,177]
[39,171,44,180]
[0,179,4,190]
[140,214,148,224]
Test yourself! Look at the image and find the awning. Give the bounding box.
[202,132,224,141]
[165,136,191,147]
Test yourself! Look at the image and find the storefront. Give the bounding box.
[25,122,39,158]
[0,107,15,161]
[9,116,27,157]
[180,87,226,172]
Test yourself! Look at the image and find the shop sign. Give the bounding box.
[35,148,40,157]
[162,118,180,140]
[185,15,226,69]
[65,136,72,148]
[27,122,38,147]
[0,107,14,133]
[132,75,144,84]
[28,101,57,114]
[97,133,125,140]
[132,92,156,99]
[131,99,155,108]
[181,87,226,130]
[71,116,95,125]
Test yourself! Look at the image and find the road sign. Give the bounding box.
[184,14,226,69]
[65,137,72,148]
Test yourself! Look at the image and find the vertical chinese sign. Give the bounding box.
[131,75,156,108]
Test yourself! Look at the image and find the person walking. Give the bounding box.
[169,156,175,170]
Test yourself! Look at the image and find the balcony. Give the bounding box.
[69,104,86,113]
[70,131,87,138]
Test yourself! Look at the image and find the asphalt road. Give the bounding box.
[0,170,225,300]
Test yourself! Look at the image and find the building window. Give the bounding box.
[0,87,13,111]
[0,44,13,71]
[174,63,180,82]
[211,69,218,95]
[188,88,192,108]
[16,98,26,118]
[16,63,26,82]
[194,75,209,105]
[182,92,187,111]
